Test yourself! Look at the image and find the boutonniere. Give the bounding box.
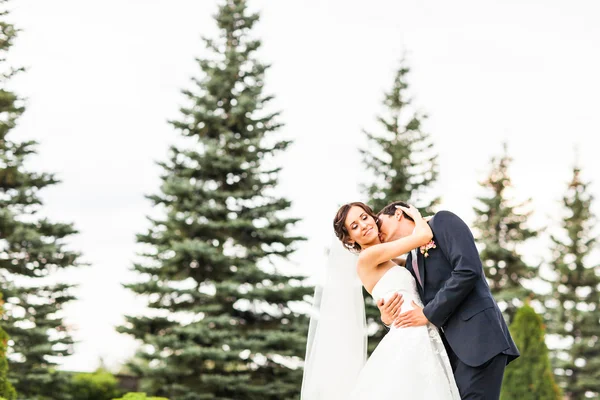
[420,240,436,258]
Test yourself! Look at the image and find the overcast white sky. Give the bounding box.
[7,0,600,372]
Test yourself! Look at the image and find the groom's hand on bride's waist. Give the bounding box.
[377,292,404,327]
[395,301,429,328]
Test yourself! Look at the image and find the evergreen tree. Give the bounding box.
[545,166,600,398]
[0,2,81,398]
[472,143,537,322]
[0,295,16,400]
[361,58,439,352]
[500,302,561,400]
[118,1,309,399]
[361,57,439,214]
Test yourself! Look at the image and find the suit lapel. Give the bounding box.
[406,252,415,276]
[406,251,424,294]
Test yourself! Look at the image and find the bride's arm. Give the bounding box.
[357,205,432,268]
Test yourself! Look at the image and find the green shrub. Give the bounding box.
[70,369,121,400]
[501,304,561,400]
[112,393,168,400]
[0,294,16,400]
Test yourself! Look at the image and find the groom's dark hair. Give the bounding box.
[378,201,415,222]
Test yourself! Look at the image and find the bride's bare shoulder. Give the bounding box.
[357,263,375,292]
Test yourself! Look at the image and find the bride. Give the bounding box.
[301,202,460,399]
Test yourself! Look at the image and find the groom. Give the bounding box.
[376,201,519,400]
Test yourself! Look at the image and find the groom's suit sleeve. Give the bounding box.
[422,211,483,329]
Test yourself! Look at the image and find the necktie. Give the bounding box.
[411,248,423,287]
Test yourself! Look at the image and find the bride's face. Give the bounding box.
[345,206,379,247]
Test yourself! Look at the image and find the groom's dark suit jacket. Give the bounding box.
[406,211,520,368]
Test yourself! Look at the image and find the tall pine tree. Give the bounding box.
[545,165,600,398]
[0,2,81,398]
[118,1,309,399]
[472,143,537,322]
[500,302,561,400]
[361,58,439,351]
[361,57,439,214]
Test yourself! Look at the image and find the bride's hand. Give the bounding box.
[396,204,423,221]
[398,204,433,244]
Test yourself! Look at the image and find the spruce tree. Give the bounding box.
[361,57,439,214]
[472,143,537,322]
[118,1,309,399]
[545,166,600,398]
[500,303,561,400]
[0,2,80,398]
[361,58,439,351]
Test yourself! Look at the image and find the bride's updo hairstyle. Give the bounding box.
[333,202,378,252]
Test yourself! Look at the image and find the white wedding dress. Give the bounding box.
[349,265,460,399]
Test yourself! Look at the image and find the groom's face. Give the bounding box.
[377,212,413,243]
[377,214,400,243]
